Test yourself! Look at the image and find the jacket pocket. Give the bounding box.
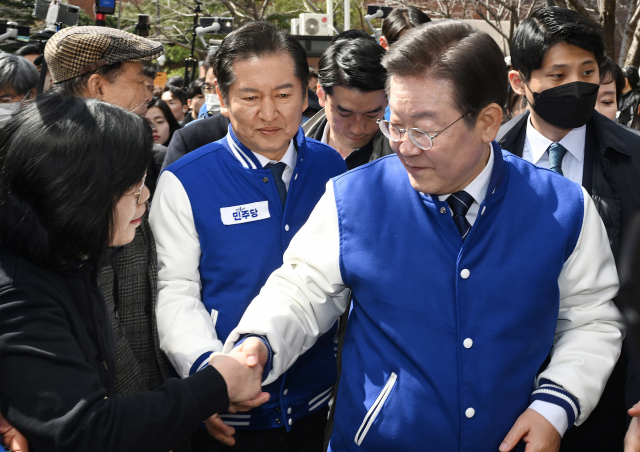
[354,372,397,446]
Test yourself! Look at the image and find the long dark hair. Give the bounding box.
[0,93,152,270]
[147,97,181,146]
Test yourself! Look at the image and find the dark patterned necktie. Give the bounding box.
[547,142,568,176]
[446,190,475,240]
[265,162,287,207]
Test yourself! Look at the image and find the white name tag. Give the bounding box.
[220,201,270,225]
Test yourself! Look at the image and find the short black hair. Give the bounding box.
[143,65,157,81]
[511,7,605,82]
[14,44,40,57]
[214,21,309,105]
[187,78,205,99]
[382,6,431,47]
[53,62,124,96]
[146,97,182,146]
[0,92,152,270]
[318,37,386,96]
[383,19,507,128]
[166,75,184,88]
[203,48,218,76]
[623,65,640,90]
[331,29,373,43]
[0,53,39,96]
[600,56,625,104]
[162,85,188,106]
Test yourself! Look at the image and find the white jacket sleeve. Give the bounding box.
[149,171,223,379]
[537,187,624,425]
[224,182,350,385]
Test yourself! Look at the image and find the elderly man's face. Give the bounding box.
[220,52,307,161]
[96,62,153,116]
[388,74,493,195]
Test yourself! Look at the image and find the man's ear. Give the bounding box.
[317,84,326,108]
[508,70,526,96]
[85,73,106,99]
[478,103,503,143]
[217,85,229,117]
[187,98,193,109]
[380,36,389,50]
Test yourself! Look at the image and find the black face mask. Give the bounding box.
[524,80,599,130]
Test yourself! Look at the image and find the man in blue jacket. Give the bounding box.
[149,22,346,452]
[224,20,624,452]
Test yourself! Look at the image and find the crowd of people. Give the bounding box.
[1,5,640,452]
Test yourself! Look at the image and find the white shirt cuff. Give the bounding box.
[529,400,569,437]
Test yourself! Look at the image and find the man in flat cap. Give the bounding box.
[44,26,175,409]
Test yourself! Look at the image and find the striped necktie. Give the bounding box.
[446,190,475,241]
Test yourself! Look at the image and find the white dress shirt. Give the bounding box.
[251,140,297,190]
[522,117,586,185]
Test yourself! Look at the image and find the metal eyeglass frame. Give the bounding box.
[377,111,470,151]
[125,173,147,206]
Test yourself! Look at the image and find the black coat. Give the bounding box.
[160,114,231,173]
[497,110,640,260]
[0,248,229,452]
[497,110,640,452]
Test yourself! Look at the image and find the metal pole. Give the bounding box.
[343,0,350,31]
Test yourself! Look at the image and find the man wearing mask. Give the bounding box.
[498,7,640,451]
[150,22,346,452]
[44,27,176,403]
[0,53,38,128]
[303,37,392,170]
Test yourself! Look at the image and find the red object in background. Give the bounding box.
[96,12,106,26]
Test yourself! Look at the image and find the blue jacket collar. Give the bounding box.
[484,140,506,201]
[225,125,308,169]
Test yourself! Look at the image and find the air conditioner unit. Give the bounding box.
[291,18,300,35]
[299,13,332,36]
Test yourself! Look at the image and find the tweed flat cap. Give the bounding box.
[45,26,163,84]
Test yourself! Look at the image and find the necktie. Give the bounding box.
[265,162,287,207]
[446,190,475,240]
[547,142,568,176]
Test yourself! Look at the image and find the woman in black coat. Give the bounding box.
[0,93,268,452]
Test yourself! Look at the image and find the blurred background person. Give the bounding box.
[146,97,182,187]
[379,6,431,50]
[505,87,528,122]
[0,93,268,452]
[162,85,189,124]
[619,65,640,126]
[166,74,184,89]
[184,78,205,126]
[0,53,38,128]
[597,56,625,121]
[14,44,40,67]
[308,66,318,93]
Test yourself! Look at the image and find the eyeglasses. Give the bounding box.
[0,92,30,110]
[377,111,470,151]
[125,173,147,205]
[201,85,216,95]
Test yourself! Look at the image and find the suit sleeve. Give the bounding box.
[150,171,223,378]
[224,182,351,384]
[534,186,624,426]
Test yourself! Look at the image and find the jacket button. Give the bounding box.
[288,418,293,426]
[295,174,298,180]
[287,407,292,415]
[460,269,470,279]
[466,407,475,418]
[463,338,473,349]
[276,418,281,424]
[263,177,269,183]
[283,389,288,395]
[276,406,282,413]
[440,207,446,214]
[285,224,290,232]
[144,304,151,314]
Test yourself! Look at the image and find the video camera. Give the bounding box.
[0,22,30,44]
[196,17,234,49]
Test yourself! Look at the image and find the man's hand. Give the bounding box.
[500,408,561,452]
[0,414,28,452]
[205,414,237,447]
[625,402,640,452]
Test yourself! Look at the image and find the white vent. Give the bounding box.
[299,13,332,36]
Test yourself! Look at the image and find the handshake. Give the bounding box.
[207,337,271,446]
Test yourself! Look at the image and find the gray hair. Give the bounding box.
[0,53,39,96]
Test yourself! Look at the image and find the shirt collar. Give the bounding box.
[437,144,494,205]
[251,139,297,170]
[525,116,586,164]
